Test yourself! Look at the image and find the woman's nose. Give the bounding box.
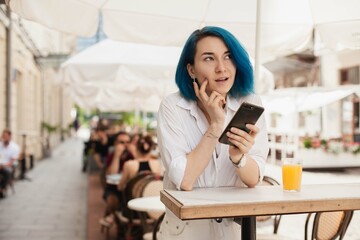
[215,60,226,72]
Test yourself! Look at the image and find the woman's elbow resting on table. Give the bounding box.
[180,178,194,191]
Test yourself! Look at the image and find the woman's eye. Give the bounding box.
[204,57,213,61]
[224,54,231,60]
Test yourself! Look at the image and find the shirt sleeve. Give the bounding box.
[247,95,269,182]
[157,98,190,190]
[11,144,20,160]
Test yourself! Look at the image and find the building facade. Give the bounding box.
[0,6,76,160]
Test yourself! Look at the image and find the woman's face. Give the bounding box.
[187,36,236,97]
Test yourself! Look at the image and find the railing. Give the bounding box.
[268,129,298,164]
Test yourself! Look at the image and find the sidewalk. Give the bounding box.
[0,138,87,240]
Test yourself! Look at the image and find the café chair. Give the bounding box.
[257,176,282,233]
[116,173,156,239]
[140,177,164,240]
[305,210,354,240]
[150,212,165,240]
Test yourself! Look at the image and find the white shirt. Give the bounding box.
[156,92,269,240]
[158,92,268,191]
[0,141,20,168]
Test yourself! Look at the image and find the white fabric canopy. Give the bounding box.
[261,86,360,115]
[61,39,274,111]
[61,39,181,111]
[67,85,163,112]
[8,0,360,61]
[61,39,181,95]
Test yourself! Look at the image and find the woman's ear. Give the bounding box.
[187,63,195,79]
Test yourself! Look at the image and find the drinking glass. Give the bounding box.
[282,158,302,192]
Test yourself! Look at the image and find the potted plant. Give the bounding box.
[41,122,58,158]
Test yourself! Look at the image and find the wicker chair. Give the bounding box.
[115,173,155,239]
[139,176,164,240]
[141,177,164,220]
[305,210,354,240]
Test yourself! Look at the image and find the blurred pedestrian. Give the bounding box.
[0,129,20,198]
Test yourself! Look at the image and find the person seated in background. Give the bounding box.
[99,132,135,228]
[82,130,99,172]
[106,132,135,175]
[93,127,109,170]
[117,134,162,191]
[0,129,20,198]
[130,132,140,147]
[100,134,161,227]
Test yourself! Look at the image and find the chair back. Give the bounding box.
[141,177,164,220]
[132,174,156,199]
[141,176,163,197]
[306,210,354,240]
[122,172,152,218]
[256,176,282,234]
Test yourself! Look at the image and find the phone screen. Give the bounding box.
[218,102,264,145]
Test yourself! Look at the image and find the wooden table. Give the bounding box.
[161,183,360,240]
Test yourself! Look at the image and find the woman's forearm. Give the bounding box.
[180,124,222,191]
[235,156,260,187]
[107,155,120,174]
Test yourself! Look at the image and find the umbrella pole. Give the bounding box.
[142,111,147,133]
[254,0,262,93]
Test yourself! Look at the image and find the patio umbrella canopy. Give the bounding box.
[60,39,274,111]
[8,0,360,60]
[67,85,163,112]
[60,39,181,111]
[261,85,360,115]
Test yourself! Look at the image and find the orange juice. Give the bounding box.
[282,164,302,191]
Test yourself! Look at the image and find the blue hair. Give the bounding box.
[175,26,254,101]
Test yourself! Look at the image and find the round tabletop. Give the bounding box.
[128,196,165,212]
[106,173,122,185]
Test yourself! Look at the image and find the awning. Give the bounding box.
[261,86,360,115]
[60,39,274,111]
[8,0,360,60]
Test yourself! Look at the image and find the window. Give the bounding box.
[340,66,360,85]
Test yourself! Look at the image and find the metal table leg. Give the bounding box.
[235,216,256,240]
[242,216,256,240]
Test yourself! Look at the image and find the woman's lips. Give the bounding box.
[215,77,229,82]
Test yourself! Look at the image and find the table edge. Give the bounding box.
[160,190,184,218]
[160,189,360,220]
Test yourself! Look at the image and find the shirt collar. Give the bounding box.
[177,97,195,111]
[226,95,240,112]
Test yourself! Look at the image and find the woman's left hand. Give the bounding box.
[227,124,259,161]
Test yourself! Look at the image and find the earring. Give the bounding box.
[192,77,196,83]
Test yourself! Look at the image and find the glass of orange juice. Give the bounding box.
[282,158,302,192]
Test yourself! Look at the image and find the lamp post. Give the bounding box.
[5,5,12,128]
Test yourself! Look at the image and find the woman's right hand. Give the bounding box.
[193,80,226,131]
[114,144,125,158]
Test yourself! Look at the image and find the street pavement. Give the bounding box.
[0,137,359,239]
[0,138,87,240]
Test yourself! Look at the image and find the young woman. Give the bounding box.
[157,26,269,239]
[117,134,161,191]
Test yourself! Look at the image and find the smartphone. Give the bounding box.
[218,102,264,145]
